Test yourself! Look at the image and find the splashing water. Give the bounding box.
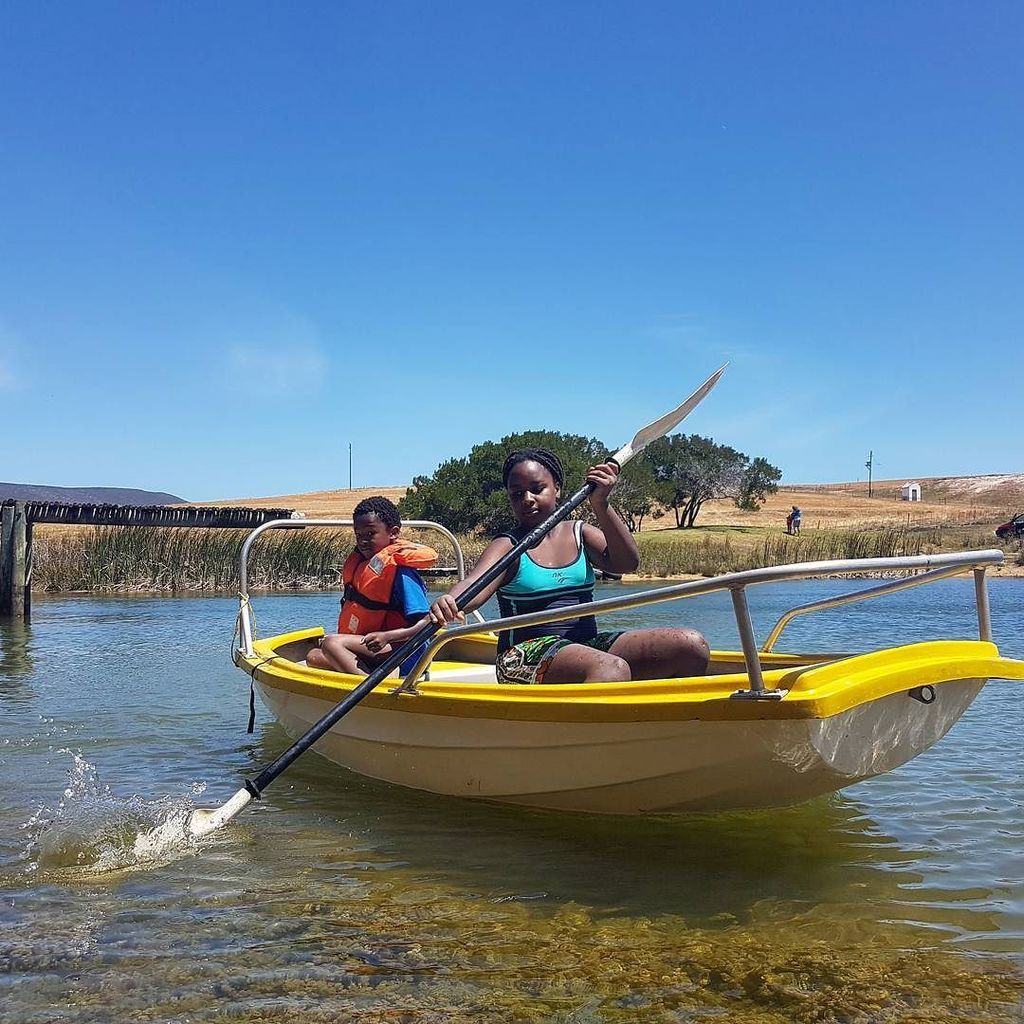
[22,750,207,875]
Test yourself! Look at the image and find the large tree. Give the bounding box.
[737,456,783,511]
[399,430,607,534]
[612,458,657,533]
[641,434,780,527]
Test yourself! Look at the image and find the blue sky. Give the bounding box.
[1,2,1020,501]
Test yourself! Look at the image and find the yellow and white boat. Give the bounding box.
[233,520,1024,814]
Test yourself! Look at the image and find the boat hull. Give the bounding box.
[255,675,986,813]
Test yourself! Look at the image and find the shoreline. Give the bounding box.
[31,564,1024,599]
[619,563,1024,582]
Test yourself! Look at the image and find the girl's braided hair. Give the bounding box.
[501,447,564,488]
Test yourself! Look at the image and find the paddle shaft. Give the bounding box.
[245,475,603,797]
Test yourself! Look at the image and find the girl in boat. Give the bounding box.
[429,448,710,684]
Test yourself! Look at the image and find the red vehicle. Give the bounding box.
[995,512,1024,540]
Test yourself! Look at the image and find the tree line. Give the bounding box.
[398,430,781,534]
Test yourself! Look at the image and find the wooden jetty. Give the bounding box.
[0,500,296,622]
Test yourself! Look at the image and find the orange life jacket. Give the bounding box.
[337,541,438,635]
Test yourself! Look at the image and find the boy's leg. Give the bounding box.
[311,634,370,674]
[307,634,402,677]
[607,628,710,679]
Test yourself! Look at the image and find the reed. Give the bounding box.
[33,527,341,592]
[31,523,1012,593]
[33,526,474,594]
[755,526,926,565]
[634,534,739,577]
[634,527,932,576]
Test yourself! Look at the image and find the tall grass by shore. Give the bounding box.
[634,527,932,577]
[33,527,348,593]
[31,523,1012,594]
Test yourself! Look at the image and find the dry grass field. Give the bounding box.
[208,486,410,519]
[31,475,1022,591]
[633,477,1023,575]
[203,475,1023,576]
[212,477,1023,535]
[641,479,1022,535]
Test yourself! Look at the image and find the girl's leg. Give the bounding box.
[543,643,632,684]
[608,628,710,679]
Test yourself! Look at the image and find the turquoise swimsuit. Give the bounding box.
[495,520,597,655]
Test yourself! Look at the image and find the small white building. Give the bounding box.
[900,482,922,502]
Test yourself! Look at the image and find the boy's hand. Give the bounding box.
[363,632,393,655]
[429,595,465,626]
[586,461,620,508]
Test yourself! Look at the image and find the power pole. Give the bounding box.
[865,450,873,498]
[349,443,353,490]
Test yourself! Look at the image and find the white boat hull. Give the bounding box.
[256,677,985,813]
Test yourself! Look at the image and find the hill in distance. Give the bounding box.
[781,474,1024,507]
[217,474,1022,533]
[205,486,408,519]
[0,482,186,505]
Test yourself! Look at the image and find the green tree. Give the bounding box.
[642,434,780,527]
[612,458,657,533]
[399,430,607,534]
[737,456,782,510]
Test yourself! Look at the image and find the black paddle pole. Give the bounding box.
[245,476,598,797]
[188,364,725,836]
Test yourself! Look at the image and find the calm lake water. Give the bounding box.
[2,579,1022,1023]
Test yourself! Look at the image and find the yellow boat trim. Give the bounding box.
[236,628,1024,724]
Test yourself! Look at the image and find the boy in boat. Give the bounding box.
[428,448,710,684]
[307,496,437,676]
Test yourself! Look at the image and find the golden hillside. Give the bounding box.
[214,476,1021,533]
[208,486,409,519]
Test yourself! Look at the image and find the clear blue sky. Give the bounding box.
[2,2,1020,501]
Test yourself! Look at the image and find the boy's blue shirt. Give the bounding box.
[391,566,430,675]
[392,566,429,620]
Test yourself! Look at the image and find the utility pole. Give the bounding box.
[349,443,353,490]
[865,450,873,498]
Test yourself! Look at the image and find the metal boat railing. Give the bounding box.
[235,517,479,657]
[395,549,1004,700]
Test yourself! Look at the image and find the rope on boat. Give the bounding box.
[234,592,282,733]
[245,654,282,734]
[233,594,255,659]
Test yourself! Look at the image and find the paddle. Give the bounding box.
[188,364,726,837]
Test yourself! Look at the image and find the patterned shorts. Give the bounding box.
[495,632,625,685]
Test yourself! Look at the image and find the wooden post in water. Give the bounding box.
[24,517,32,621]
[0,501,29,621]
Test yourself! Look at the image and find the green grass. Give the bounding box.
[633,527,931,576]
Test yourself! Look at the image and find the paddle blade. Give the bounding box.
[611,363,727,467]
[187,787,253,838]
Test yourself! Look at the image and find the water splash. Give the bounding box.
[22,750,207,875]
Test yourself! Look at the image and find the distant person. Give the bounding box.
[790,505,802,535]
[428,447,710,684]
[307,496,437,675]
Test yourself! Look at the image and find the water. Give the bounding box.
[1,579,1022,1022]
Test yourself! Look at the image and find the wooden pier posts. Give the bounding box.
[0,499,296,624]
[0,501,31,621]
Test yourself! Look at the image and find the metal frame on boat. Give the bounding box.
[236,518,1001,694]
[395,549,1001,698]
[234,517,483,659]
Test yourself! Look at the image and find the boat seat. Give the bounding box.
[422,661,499,684]
[293,658,498,684]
